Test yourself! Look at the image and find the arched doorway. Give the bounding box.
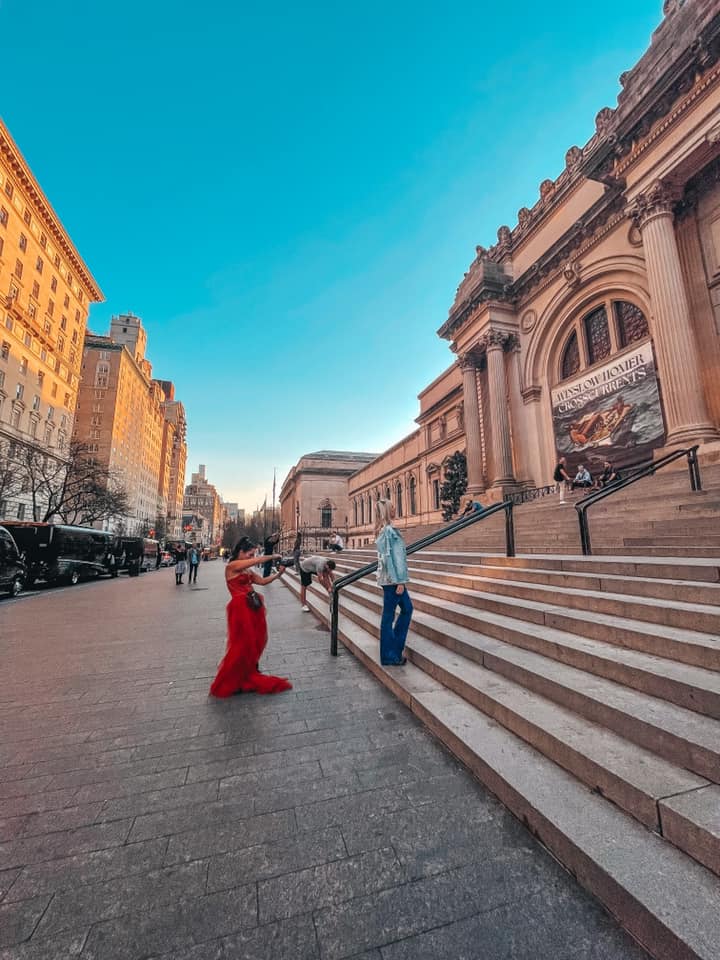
[551,297,666,473]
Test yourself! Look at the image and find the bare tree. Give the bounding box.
[14,440,130,525]
[0,438,24,514]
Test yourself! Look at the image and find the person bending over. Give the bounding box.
[298,555,336,612]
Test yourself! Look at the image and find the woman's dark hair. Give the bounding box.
[230,537,255,560]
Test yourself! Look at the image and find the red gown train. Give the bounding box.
[209,571,292,697]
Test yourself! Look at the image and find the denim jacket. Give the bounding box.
[376,524,409,586]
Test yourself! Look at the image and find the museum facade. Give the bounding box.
[342,0,720,546]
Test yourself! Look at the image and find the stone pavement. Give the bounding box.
[0,563,649,959]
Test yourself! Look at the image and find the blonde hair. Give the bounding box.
[374,498,394,537]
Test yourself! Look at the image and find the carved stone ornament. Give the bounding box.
[482,328,508,351]
[563,260,582,288]
[626,181,676,229]
[458,353,477,373]
[595,107,615,135]
[475,244,488,259]
[520,309,537,334]
[627,223,643,247]
[539,179,555,200]
[706,121,720,145]
[565,145,583,169]
[505,333,521,353]
[517,207,532,228]
[497,225,512,247]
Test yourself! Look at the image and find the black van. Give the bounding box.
[118,537,160,576]
[2,522,116,585]
[0,525,26,597]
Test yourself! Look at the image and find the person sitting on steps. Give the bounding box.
[571,463,593,490]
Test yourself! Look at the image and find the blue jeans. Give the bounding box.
[380,585,413,663]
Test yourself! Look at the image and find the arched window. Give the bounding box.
[409,476,417,515]
[560,331,580,381]
[359,498,364,525]
[584,306,611,366]
[367,496,373,524]
[385,486,391,500]
[559,298,650,382]
[615,301,649,348]
[353,499,358,526]
[395,482,403,518]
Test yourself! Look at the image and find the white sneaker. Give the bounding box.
[301,605,311,612]
[559,500,567,504]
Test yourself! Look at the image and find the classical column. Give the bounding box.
[627,183,718,445]
[459,354,484,495]
[505,335,527,481]
[483,330,515,484]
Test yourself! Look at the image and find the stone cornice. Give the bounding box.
[0,120,104,303]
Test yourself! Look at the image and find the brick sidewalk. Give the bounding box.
[0,564,648,959]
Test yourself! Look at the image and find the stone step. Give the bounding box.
[346,568,720,675]
[335,557,720,609]
[344,578,720,719]
[405,634,713,842]
[323,605,720,960]
[286,573,720,783]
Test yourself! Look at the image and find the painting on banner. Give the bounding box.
[551,341,666,472]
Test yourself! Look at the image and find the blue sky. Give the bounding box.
[2,0,663,511]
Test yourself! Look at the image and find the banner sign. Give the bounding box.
[551,341,665,470]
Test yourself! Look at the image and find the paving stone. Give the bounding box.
[0,930,87,959]
[164,808,297,863]
[34,859,208,937]
[0,868,20,902]
[145,914,319,960]
[0,788,80,822]
[252,772,363,815]
[0,895,51,947]
[15,803,104,839]
[0,818,132,870]
[258,847,404,923]
[81,886,257,960]
[294,787,413,834]
[97,779,219,821]
[206,827,346,893]
[214,760,325,798]
[71,767,189,805]
[4,837,169,902]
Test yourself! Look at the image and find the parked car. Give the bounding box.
[1,522,114,586]
[0,525,26,597]
[159,551,175,567]
[118,537,160,576]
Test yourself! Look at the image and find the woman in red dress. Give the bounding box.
[209,537,292,697]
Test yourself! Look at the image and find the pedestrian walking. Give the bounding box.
[209,537,292,697]
[188,545,200,584]
[375,498,412,666]
[175,546,187,585]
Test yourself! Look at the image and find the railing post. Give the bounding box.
[330,588,339,656]
[687,446,702,492]
[578,506,592,556]
[504,500,515,557]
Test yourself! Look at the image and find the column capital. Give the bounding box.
[479,328,508,352]
[458,353,477,373]
[625,180,678,230]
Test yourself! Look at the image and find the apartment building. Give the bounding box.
[0,119,103,520]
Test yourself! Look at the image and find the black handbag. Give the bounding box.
[246,589,263,610]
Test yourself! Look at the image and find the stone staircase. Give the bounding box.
[384,460,720,557]
[282,538,720,960]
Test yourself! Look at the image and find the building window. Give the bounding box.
[37,371,44,387]
[35,256,43,274]
[4,180,13,198]
[95,362,109,388]
[320,504,332,528]
[1,342,9,361]
[19,234,27,252]
[53,253,60,267]
[14,260,23,280]
[51,382,58,398]
[395,482,403,518]
[51,276,58,293]
[584,307,612,366]
[32,281,40,299]
[23,332,31,348]
[40,232,47,248]
[615,301,649,348]
[17,503,25,520]
[47,405,54,420]
[63,294,70,309]
[367,496,373,524]
[44,426,52,445]
[60,315,67,331]
[23,208,31,225]
[560,331,581,381]
[28,303,36,320]
[32,394,40,411]
[409,475,417,515]
[0,370,4,389]
[432,478,440,510]
[19,358,28,375]
[0,206,8,226]
[48,300,54,317]
[0,237,3,256]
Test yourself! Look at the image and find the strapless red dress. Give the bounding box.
[209,571,292,697]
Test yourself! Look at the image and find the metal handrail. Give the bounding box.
[329,499,515,655]
[574,445,701,555]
